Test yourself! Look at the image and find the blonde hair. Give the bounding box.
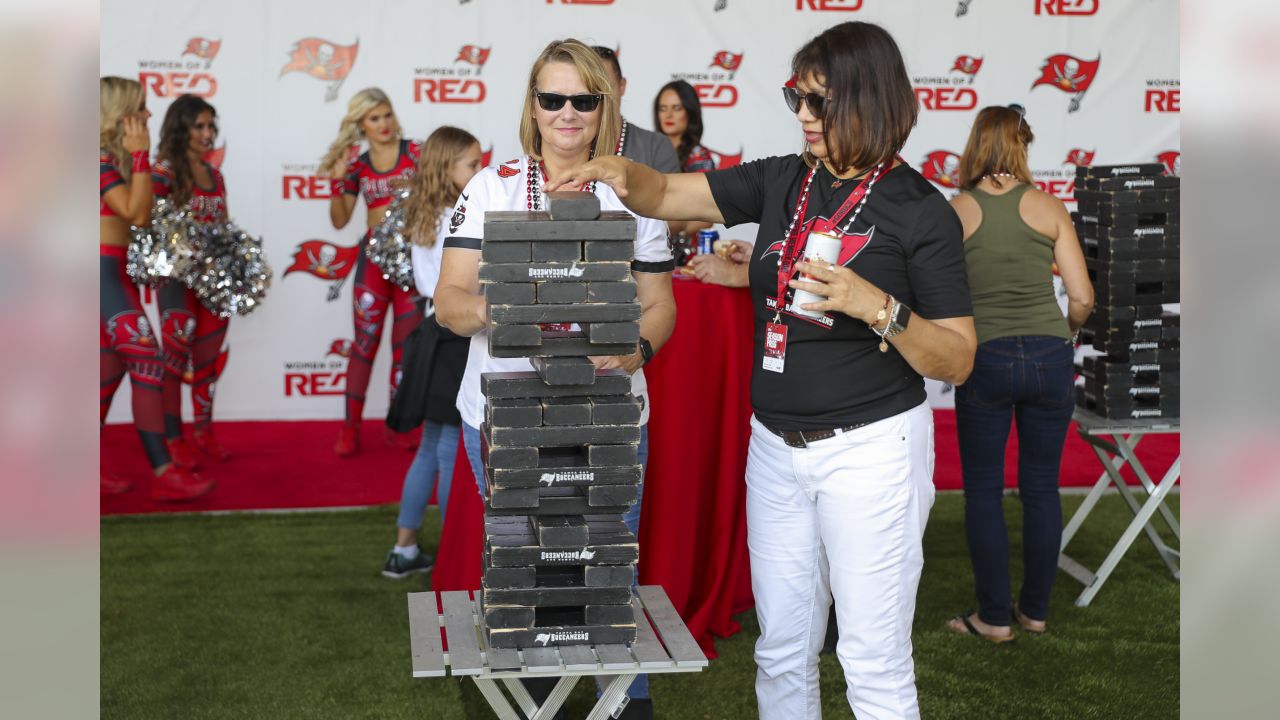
[958,105,1035,190]
[518,39,619,161]
[100,76,145,182]
[319,87,400,177]
[404,127,480,247]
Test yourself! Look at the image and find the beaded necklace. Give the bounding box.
[525,120,628,211]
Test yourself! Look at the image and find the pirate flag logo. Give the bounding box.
[280,38,359,102]
[921,150,962,189]
[283,240,360,282]
[704,145,743,170]
[952,55,983,76]
[1156,150,1180,177]
[1031,53,1101,112]
[1064,148,1096,167]
[710,51,744,79]
[183,37,221,69]
[455,45,491,74]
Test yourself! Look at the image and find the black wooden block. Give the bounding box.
[583,241,634,261]
[489,302,641,325]
[1081,175,1179,191]
[533,516,590,546]
[1076,163,1166,179]
[589,484,639,507]
[483,605,535,629]
[487,486,540,509]
[486,492,630,517]
[482,437,539,469]
[481,241,532,263]
[1079,222,1179,242]
[586,281,637,303]
[487,623,636,649]
[532,356,597,386]
[591,395,642,425]
[479,261,632,283]
[546,191,602,220]
[537,282,588,304]
[588,444,639,466]
[538,446,590,467]
[532,241,583,262]
[485,211,636,241]
[482,585,632,607]
[587,322,640,344]
[584,564,635,588]
[486,423,641,448]
[585,604,636,625]
[541,396,593,426]
[489,463,643,490]
[489,336,637,359]
[485,537,638,568]
[1073,209,1179,229]
[489,324,543,348]
[484,515,629,539]
[483,566,537,589]
[486,398,543,429]
[482,369,631,399]
[485,282,537,305]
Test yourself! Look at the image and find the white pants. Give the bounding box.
[746,402,935,720]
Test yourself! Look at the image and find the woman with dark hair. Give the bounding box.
[945,105,1093,643]
[653,80,714,173]
[549,21,975,718]
[99,78,211,500]
[153,94,232,465]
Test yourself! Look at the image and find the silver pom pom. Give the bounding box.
[187,220,273,318]
[127,198,197,287]
[365,188,416,292]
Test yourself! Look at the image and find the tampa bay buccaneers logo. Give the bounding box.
[710,51,743,75]
[282,240,360,280]
[497,159,521,178]
[1031,53,1101,112]
[183,37,221,69]
[704,146,743,170]
[1156,150,1180,176]
[1064,148,1096,166]
[105,312,158,350]
[455,45,491,73]
[450,196,468,233]
[952,55,983,75]
[280,37,359,102]
[327,339,353,358]
[921,150,962,189]
[761,226,875,267]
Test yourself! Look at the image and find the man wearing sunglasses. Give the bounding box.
[592,46,680,175]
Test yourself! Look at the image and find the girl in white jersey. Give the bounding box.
[434,39,675,719]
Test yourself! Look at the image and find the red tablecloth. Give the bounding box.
[642,278,756,658]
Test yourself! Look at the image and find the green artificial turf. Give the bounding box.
[101,494,1179,719]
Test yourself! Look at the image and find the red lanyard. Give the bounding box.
[772,167,878,317]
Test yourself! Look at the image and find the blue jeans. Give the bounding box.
[955,336,1075,626]
[396,421,461,531]
[462,422,651,699]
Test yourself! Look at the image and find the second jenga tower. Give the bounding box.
[478,192,644,649]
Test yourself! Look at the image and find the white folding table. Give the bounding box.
[407,585,707,719]
[1058,407,1181,607]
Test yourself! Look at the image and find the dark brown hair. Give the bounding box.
[791,21,918,173]
[157,94,217,208]
[957,105,1034,190]
[652,80,704,169]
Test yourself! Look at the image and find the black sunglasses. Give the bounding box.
[1008,103,1026,132]
[534,90,603,113]
[782,86,828,118]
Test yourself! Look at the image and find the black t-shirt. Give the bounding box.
[706,154,972,431]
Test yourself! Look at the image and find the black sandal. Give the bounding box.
[947,613,1017,644]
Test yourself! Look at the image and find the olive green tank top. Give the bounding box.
[962,184,1071,344]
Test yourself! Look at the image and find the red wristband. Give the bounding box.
[131,151,150,174]
[330,178,345,196]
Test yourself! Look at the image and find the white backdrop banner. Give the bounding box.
[102,0,1179,421]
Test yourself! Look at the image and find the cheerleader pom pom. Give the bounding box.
[188,220,273,318]
[365,188,416,293]
[126,197,197,287]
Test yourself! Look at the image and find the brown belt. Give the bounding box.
[761,420,872,449]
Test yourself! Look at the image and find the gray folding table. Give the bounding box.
[407,585,707,719]
[1058,407,1181,606]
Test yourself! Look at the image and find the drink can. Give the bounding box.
[790,231,842,319]
[697,229,719,255]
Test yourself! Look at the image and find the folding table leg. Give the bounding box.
[1114,434,1182,539]
[1106,436,1181,578]
[530,676,579,720]
[501,678,540,718]
[472,677,523,720]
[1061,434,1134,550]
[1074,458,1181,607]
[586,673,637,720]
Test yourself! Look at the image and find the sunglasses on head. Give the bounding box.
[1008,103,1026,132]
[534,90,603,113]
[782,86,828,118]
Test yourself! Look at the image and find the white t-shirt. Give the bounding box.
[444,155,674,429]
[410,209,450,311]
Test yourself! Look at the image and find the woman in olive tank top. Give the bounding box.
[945,105,1094,643]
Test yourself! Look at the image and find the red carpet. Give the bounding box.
[100,412,1178,515]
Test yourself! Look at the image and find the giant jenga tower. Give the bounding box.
[479,192,644,649]
[1073,163,1180,419]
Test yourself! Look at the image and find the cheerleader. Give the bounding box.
[320,88,423,457]
[99,77,211,500]
[153,94,232,463]
[383,126,483,578]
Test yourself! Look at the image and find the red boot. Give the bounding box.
[193,429,230,462]
[101,470,132,495]
[151,466,215,502]
[334,424,360,457]
[166,436,202,470]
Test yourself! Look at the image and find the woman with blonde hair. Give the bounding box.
[320,87,425,456]
[99,76,212,500]
[435,39,674,718]
[382,126,483,579]
[945,104,1093,643]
